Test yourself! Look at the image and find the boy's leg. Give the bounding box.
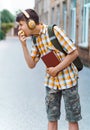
[68,122,79,130]
[45,87,62,130]
[48,121,58,130]
[62,84,82,130]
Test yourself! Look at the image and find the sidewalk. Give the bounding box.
[0,37,90,130]
[78,66,90,130]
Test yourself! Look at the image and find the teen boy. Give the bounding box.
[16,9,82,130]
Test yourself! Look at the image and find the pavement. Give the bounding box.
[0,37,90,130]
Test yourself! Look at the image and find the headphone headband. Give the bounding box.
[22,10,30,19]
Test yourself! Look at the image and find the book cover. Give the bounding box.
[41,51,60,67]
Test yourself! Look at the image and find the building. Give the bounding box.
[34,0,50,24]
[34,0,90,67]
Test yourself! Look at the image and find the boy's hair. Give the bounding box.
[16,9,39,24]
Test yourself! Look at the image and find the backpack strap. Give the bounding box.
[32,35,36,45]
[32,36,40,54]
[48,25,66,54]
[48,25,83,71]
[32,25,66,54]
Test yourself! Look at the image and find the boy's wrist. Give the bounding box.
[54,66,60,75]
[21,41,27,47]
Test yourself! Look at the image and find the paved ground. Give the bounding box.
[0,37,90,130]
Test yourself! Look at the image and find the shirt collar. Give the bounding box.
[39,24,47,35]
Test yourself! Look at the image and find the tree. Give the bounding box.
[1,9,15,23]
[0,9,15,40]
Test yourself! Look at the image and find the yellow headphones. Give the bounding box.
[22,10,36,30]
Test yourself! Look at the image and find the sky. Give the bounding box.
[0,0,35,14]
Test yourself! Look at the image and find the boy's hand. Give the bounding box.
[47,67,58,77]
[18,30,25,36]
[18,30,26,46]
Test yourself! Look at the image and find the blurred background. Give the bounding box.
[0,0,90,130]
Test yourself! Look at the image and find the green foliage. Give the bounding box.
[1,22,14,34]
[1,9,15,23]
[0,30,6,40]
[0,9,15,40]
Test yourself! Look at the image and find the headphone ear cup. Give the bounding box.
[28,20,36,30]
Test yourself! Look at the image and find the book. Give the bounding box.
[41,51,60,67]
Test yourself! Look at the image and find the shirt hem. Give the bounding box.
[44,83,77,90]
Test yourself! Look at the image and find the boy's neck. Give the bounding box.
[32,23,43,36]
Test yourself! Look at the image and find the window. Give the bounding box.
[81,3,90,47]
[38,1,42,15]
[70,0,76,43]
[63,2,67,31]
[85,0,90,4]
[70,8,76,43]
[56,4,60,26]
[44,0,48,12]
[51,7,55,24]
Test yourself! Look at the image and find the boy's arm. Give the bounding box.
[18,33,39,69]
[21,43,39,68]
[47,49,79,77]
[54,49,78,72]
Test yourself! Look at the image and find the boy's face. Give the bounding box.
[18,20,33,36]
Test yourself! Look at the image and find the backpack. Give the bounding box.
[32,25,83,71]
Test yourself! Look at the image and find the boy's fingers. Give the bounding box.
[18,30,25,36]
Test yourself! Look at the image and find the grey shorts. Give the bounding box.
[45,85,82,122]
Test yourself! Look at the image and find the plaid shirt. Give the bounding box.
[31,24,78,90]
